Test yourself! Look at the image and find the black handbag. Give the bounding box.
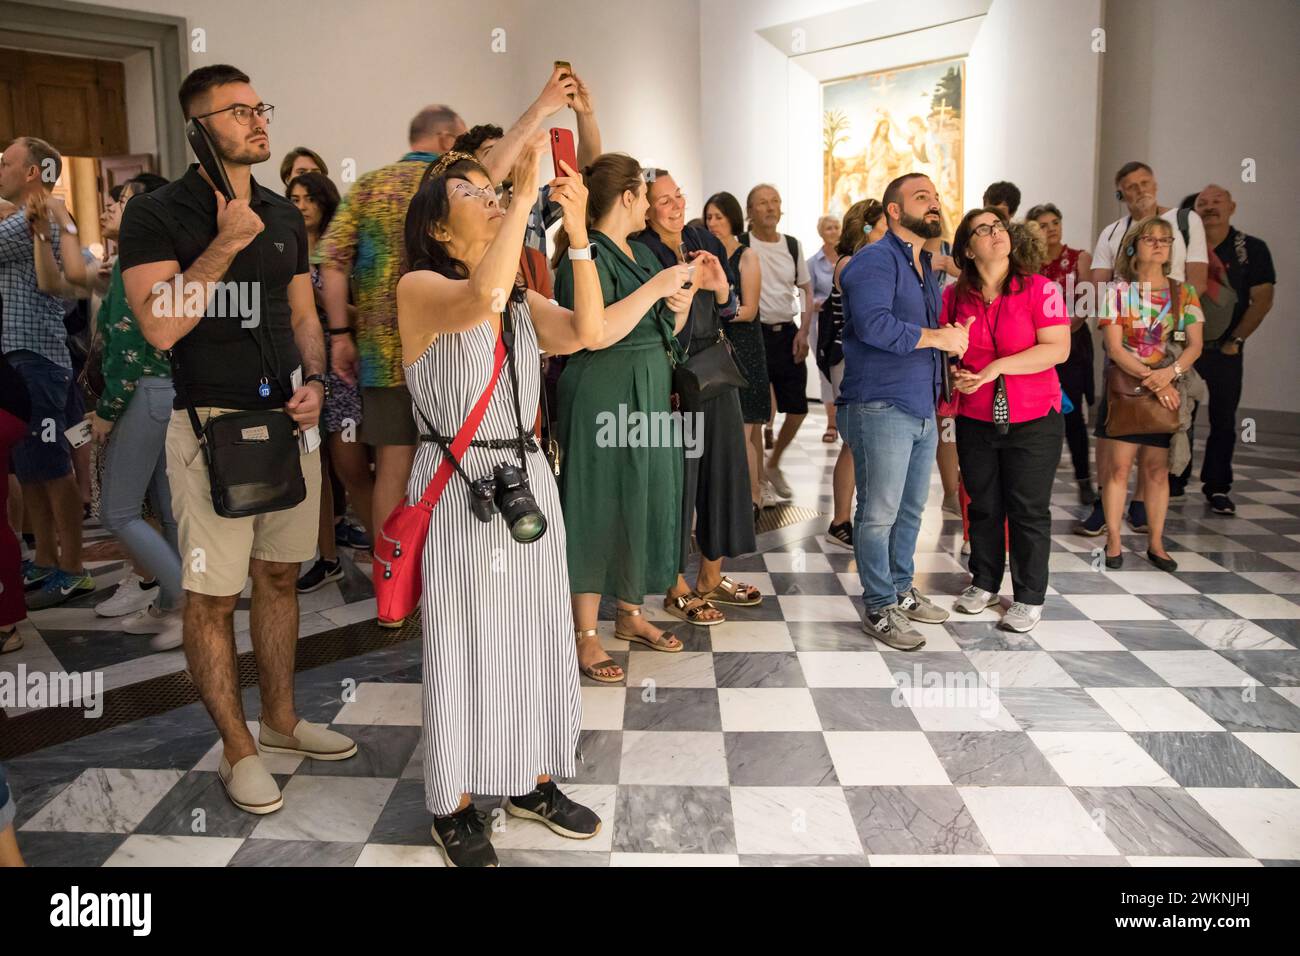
[658,284,749,411]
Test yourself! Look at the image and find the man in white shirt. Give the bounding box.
[742,184,813,501]
[1074,160,1209,537]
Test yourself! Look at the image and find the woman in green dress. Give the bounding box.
[553,153,695,683]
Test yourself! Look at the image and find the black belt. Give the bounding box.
[420,431,539,452]
[763,321,795,332]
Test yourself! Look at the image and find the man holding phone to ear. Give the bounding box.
[119,64,355,816]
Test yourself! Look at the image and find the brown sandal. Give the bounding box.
[614,607,684,651]
[575,628,623,683]
[698,575,763,607]
[662,592,725,627]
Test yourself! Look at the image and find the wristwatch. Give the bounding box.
[304,373,329,399]
[567,244,595,261]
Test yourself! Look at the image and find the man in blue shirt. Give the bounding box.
[838,173,968,649]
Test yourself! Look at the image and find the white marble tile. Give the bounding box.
[103,834,244,867]
[823,730,950,786]
[331,682,422,725]
[926,592,1002,622]
[707,621,794,653]
[20,768,184,833]
[1234,733,1300,787]
[251,775,395,842]
[610,852,740,866]
[1165,534,1249,552]
[619,731,728,786]
[624,651,716,688]
[355,844,447,867]
[1126,856,1261,867]
[1028,620,1127,652]
[1242,491,1300,505]
[897,687,1021,731]
[837,572,863,596]
[1049,552,1096,573]
[1163,552,1228,572]
[965,651,1080,688]
[776,595,861,622]
[959,786,1118,855]
[1028,732,1178,787]
[1232,504,1293,520]
[1131,650,1256,688]
[1063,594,1166,621]
[491,784,615,852]
[1186,788,1300,859]
[730,786,862,855]
[763,552,835,573]
[869,854,1000,866]
[1207,593,1300,619]
[1265,553,1300,572]
[1086,688,1224,732]
[1108,572,1197,595]
[320,598,378,627]
[797,651,896,688]
[718,688,822,732]
[580,685,625,730]
[1274,688,1300,708]
[1176,619,1294,651]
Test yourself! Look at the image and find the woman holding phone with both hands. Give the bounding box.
[395,138,652,866]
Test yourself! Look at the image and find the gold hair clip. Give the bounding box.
[427,150,477,179]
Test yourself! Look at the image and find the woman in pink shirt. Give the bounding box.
[943,208,1071,632]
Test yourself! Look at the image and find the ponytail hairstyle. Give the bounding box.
[402,152,524,304]
[551,152,644,269]
[837,198,883,257]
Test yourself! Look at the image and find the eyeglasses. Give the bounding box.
[194,103,274,126]
[972,221,1009,238]
[1139,235,1174,247]
[451,181,498,204]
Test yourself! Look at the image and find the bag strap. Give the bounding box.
[412,324,507,511]
[785,233,798,266]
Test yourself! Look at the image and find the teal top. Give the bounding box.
[95,261,171,422]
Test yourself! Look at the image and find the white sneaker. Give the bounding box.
[95,573,156,617]
[954,585,1000,615]
[149,613,184,651]
[1001,602,1044,633]
[759,483,783,509]
[767,467,794,500]
[122,603,182,635]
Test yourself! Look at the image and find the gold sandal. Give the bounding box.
[662,592,725,627]
[698,575,762,607]
[614,607,684,651]
[575,628,623,683]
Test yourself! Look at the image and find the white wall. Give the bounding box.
[1099,0,1300,415]
[122,49,157,157]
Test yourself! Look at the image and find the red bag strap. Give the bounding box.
[415,323,508,511]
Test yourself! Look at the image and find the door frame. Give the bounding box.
[0,0,189,177]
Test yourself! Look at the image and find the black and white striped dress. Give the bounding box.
[404,298,580,816]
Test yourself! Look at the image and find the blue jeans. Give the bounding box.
[100,377,182,610]
[840,400,938,612]
[6,349,74,483]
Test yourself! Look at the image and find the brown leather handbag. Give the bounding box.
[1104,281,1182,436]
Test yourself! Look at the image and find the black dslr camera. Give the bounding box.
[469,462,547,542]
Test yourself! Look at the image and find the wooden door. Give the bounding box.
[0,50,129,156]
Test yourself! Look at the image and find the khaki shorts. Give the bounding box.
[359,385,417,446]
[166,408,322,596]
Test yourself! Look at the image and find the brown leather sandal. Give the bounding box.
[614,607,684,651]
[698,575,763,607]
[662,592,725,627]
[575,628,623,683]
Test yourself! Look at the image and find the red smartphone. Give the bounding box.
[550,127,577,179]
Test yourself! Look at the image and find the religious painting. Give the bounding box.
[822,58,964,237]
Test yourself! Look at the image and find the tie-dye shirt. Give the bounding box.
[1099,280,1203,367]
[313,151,437,387]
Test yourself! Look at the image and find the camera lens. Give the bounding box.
[494,463,547,543]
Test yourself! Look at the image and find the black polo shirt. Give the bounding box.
[118,164,308,410]
[1214,226,1275,339]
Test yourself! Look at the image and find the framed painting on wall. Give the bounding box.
[822,57,964,237]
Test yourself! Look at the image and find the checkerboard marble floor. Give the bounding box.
[7,410,1300,866]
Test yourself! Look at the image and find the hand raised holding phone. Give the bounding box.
[653,263,694,301]
[215,189,264,251]
[548,160,588,243]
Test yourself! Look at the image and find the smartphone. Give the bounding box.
[550,128,577,180]
[678,242,695,289]
[553,60,572,76]
[186,117,235,201]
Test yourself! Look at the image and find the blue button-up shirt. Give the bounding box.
[0,212,68,368]
[838,228,942,420]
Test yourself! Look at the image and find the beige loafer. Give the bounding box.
[258,719,358,761]
[218,754,283,814]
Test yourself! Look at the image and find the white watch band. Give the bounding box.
[567,244,593,261]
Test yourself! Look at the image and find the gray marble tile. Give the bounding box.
[945,622,1040,652]
[1216,650,1300,687]
[787,621,875,651]
[16,831,126,867]
[1178,686,1300,733]
[562,729,622,785]
[1132,732,1294,788]
[926,732,1065,786]
[1051,573,1130,595]
[365,778,432,846]
[811,687,922,732]
[1071,786,1250,857]
[724,731,837,786]
[880,651,984,687]
[768,572,848,595]
[134,770,288,839]
[739,853,868,866]
[227,838,364,866]
[1137,594,1237,620]
[250,776,395,843]
[1101,621,1208,651]
[842,785,989,855]
[612,784,736,854]
[1199,552,1295,573]
[495,850,610,866]
[1039,595,1090,621]
[1260,620,1300,649]
[997,688,1123,731]
[1172,572,1268,594]
[1050,652,1168,687]
[713,651,806,689]
[621,687,721,732]
[294,725,420,778]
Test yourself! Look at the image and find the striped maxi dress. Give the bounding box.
[404,298,581,816]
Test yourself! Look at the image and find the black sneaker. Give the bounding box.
[430,805,497,867]
[824,521,853,551]
[296,558,343,593]
[506,780,601,839]
[1168,480,1186,499]
[1209,493,1236,516]
[1073,501,1105,536]
[1128,500,1149,533]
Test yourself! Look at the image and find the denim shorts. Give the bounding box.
[7,350,75,483]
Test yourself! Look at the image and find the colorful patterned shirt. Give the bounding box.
[313,151,437,388]
[1099,280,1203,367]
[95,261,171,422]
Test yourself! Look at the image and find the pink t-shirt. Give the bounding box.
[941,272,1068,423]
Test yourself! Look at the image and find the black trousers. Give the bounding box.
[957,410,1063,605]
[1056,326,1094,481]
[1172,347,1243,496]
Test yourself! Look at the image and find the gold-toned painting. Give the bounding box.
[822,58,964,237]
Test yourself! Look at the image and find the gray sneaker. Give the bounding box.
[1001,602,1044,632]
[864,606,926,650]
[954,585,1000,615]
[897,587,949,623]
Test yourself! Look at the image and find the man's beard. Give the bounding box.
[899,211,942,239]
[216,133,270,167]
